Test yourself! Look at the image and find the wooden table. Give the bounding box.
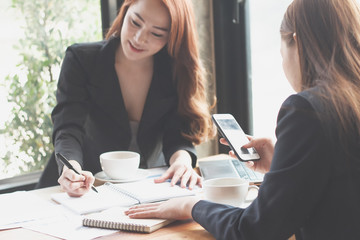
[0,154,295,240]
[0,183,214,239]
[0,161,218,240]
[0,219,212,240]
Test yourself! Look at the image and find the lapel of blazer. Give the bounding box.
[139,50,177,130]
[89,37,130,132]
[88,39,177,137]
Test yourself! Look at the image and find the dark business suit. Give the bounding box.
[36,37,196,188]
[192,88,360,240]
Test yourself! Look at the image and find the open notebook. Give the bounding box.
[51,180,195,215]
[83,206,174,233]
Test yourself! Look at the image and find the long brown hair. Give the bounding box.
[280,0,360,150]
[106,0,215,144]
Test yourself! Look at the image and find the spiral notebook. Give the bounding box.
[51,180,195,215]
[83,207,174,233]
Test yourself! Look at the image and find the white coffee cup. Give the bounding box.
[100,151,140,180]
[203,177,259,207]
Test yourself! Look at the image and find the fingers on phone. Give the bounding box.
[245,135,254,141]
[219,138,229,145]
[245,161,254,168]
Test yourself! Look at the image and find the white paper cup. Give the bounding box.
[203,177,258,207]
[100,151,140,180]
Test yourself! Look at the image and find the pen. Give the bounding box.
[56,153,98,193]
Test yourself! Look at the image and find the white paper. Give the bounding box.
[144,166,168,178]
[0,191,62,229]
[23,208,117,240]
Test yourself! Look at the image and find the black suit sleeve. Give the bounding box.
[52,45,93,174]
[192,94,331,240]
[162,108,197,167]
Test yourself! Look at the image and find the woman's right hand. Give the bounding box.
[126,196,201,220]
[220,137,274,174]
[57,160,95,197]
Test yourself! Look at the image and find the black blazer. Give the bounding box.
[36,37,196,188]
[192,88,360,240]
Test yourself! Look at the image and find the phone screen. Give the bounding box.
[213,114,260,161]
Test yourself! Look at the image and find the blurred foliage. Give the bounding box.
[1,0,102,175]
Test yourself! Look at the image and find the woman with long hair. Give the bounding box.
[37,0,215,197]
[126,0,360,239]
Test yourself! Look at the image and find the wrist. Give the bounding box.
[169,150,192,166]
[183,196,201,219]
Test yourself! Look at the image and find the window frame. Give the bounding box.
[212,0,253,153]
[0,171,41,194]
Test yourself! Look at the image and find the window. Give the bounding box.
[249,0,295,140]
[0,0,102,181]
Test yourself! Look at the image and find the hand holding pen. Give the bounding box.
[56,153,98,197]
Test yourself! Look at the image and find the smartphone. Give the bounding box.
[212,113,260,161]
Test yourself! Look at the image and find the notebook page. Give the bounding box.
[51,184,138,215]
[112,179,196,204]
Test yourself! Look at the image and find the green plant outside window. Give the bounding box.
[0,0,102,178]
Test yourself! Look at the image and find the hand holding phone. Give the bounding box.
[212,113,260,161]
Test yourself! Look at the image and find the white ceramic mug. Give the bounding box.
[203,177,259,207]
[100,151,140,180]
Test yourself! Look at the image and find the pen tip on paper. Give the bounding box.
[92,186,98,193]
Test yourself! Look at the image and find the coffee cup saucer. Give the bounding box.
[94,169,149,183]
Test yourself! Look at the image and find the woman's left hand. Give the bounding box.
[154,150,201,190]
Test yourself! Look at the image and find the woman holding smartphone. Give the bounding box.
[126,0,360,239]
[37,0,215,196]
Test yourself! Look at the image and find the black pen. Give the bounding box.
[56,153,98,193]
